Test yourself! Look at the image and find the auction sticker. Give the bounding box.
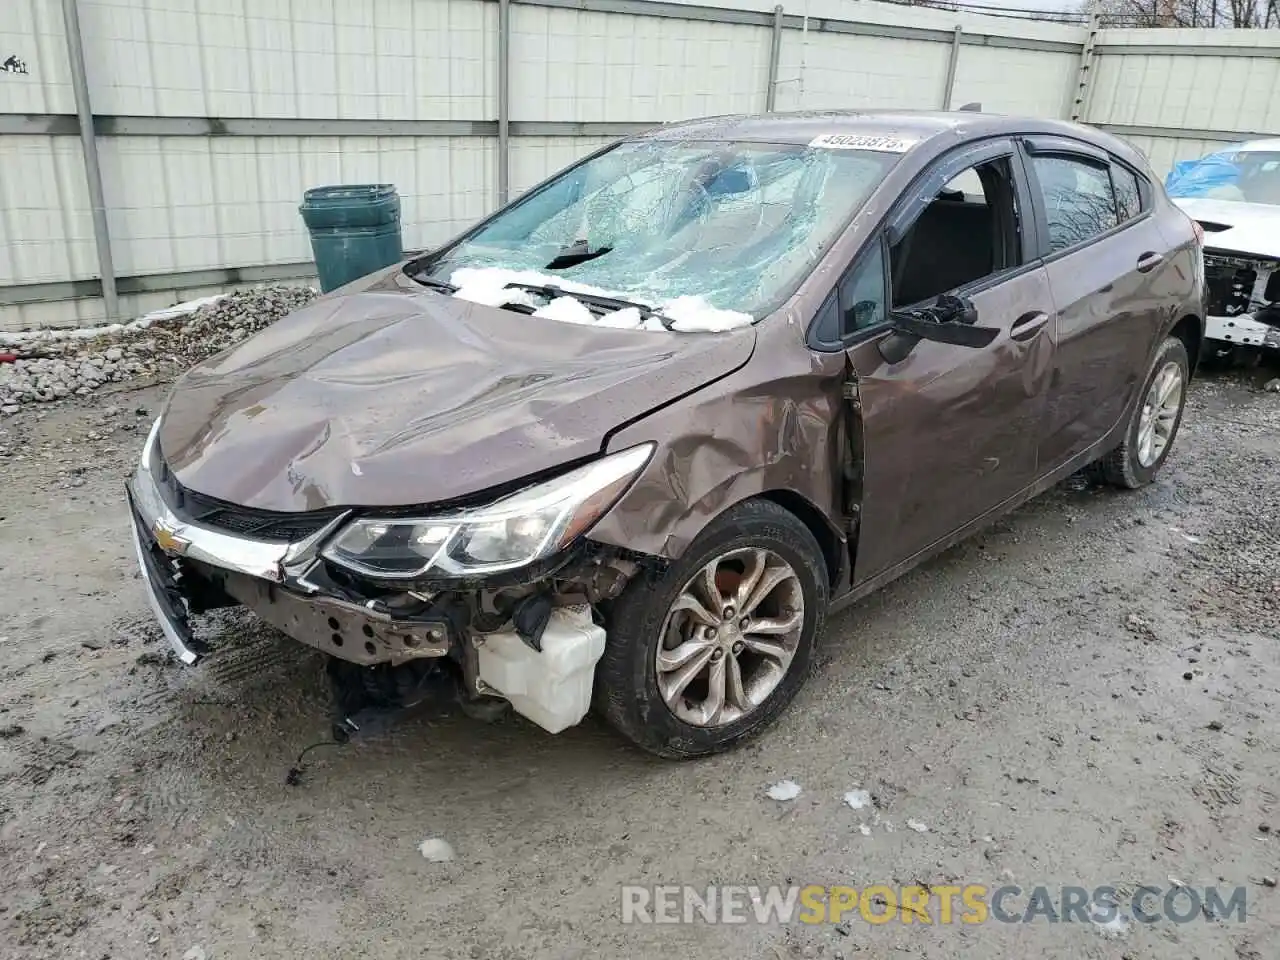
[809,133,918,152]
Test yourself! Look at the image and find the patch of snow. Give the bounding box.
[451,266,621,304]
[595,307,644,329]
[141,294,231,323]
[182,947,208,960]
[857,823,872,836]
[418,837,456,862]
[445,265,753,333]
[906,819,929,833]
[0,294,231,347]
[843,789,872,811]
[533,296,596,326]
[661,295,754,332]
[450,267,539,309]
[1089,902,1131,939]
[766,779,802,802]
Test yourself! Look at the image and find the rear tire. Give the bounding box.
[1100,336,1189,489]
[594,499,828,759]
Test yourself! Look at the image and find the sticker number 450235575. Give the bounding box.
[809,133,918,152]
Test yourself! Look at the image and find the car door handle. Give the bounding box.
[1009,311,1049,342]
[1136,251,1164,273]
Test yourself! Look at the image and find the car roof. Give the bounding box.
[636,109,1149,167]
[1229,138,1280,153]
[640,110,969,145]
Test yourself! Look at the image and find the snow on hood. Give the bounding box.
[1173,198,1280,260]
[449,266,755,333]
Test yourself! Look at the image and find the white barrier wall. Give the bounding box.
[1087,27,1280,178]
[2,0,1279,331]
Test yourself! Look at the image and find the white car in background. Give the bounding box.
[1165,139,1280,357]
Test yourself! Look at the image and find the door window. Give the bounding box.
[888,157,1023,308]
[1029,155,1119,253]
[1111,164,1144,222]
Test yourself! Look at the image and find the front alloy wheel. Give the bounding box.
[656,548,804,727]
[595,499,828,759]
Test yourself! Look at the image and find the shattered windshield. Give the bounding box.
[1166,149,1280,205]
[416,138,900,330]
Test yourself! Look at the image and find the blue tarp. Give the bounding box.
[1165,152,1242,198]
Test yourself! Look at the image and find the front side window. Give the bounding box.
[890,156,1023,307]
[1030,155,1119,253]
[417,139,901,322]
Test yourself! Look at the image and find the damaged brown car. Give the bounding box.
[127,110,1206,758]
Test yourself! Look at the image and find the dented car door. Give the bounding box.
[840,139,1056,584]
[1022,139,1175,471]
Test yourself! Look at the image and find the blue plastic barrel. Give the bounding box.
[299,184,403,293]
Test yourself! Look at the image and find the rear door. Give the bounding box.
[828,138,1057,583]
[1021,137,1174,471]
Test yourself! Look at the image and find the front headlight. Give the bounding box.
[322,442,655,579]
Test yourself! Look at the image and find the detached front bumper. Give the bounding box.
[125,417,307,665]
[126,419,455,668]
[125,422,620,735]
[126,484,206,665]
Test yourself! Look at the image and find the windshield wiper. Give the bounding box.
[501,282,674,330]
[406,271,457,293]
[545,239,613,270]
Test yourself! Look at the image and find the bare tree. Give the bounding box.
[878,0,1279,26]
[1098,0,1280,27]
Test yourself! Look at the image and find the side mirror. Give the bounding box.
[878,295,999,364]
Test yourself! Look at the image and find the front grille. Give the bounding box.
[153,449,343,542]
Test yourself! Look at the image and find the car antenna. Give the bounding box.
[956,102,982,112]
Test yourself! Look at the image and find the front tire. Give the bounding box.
[595,499,828,759]
[1100,336,1189,489]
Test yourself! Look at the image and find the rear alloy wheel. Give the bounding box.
[595,499,827,759]
[1100,336,1190,489]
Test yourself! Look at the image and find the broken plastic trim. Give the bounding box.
[545,239,614,270]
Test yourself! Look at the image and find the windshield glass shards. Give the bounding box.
[413,138,901,331]
[1166,149,1280,206]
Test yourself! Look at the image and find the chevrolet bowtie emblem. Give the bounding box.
[153,519,190,555]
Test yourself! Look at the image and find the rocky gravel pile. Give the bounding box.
[0,285,315,414]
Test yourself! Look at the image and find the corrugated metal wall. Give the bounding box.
[2,0,1279,332]
[1087,28,1280,176]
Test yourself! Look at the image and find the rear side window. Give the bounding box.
[1112,164,1144,221]
[1029,155,1119,254]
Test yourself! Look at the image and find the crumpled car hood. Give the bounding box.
[1174,198,1280,259]
[158,287,756,512]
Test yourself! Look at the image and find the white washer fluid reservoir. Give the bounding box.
[475,605,606,734]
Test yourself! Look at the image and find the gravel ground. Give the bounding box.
[0,361,1278,960]
[0,287,316,411]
